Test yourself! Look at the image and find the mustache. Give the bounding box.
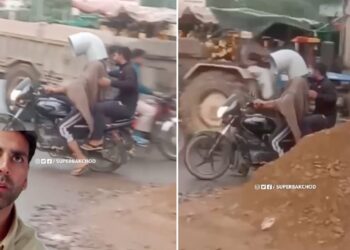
[0,174,13,188]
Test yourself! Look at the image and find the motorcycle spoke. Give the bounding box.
[210,157,216,172]
[211,151,222,158]
[196,147,207,159]
[195,159,208,168]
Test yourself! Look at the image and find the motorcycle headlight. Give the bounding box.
[10,89,21,102]
[217,106,228,119]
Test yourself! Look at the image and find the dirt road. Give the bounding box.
[17,150,176,250]
[180,123,350,250]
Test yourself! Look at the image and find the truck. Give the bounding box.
[0,18,176,108]
[179,28,350,137]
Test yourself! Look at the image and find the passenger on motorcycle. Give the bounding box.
[130,49,158,146]
[43,60,107,176]
[301,63,337,136]
[81,46,138,151]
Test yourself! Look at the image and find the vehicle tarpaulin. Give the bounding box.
[179,5,218,24]
[72,0,176,23]
[211,7,320,36]
[206,0,328,21]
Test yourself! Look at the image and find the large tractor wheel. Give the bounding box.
[180,70,252,136]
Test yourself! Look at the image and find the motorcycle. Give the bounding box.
[132,94,177,161]
[4,78,132,172]
[185,93,294,180]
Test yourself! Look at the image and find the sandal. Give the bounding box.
[80,143,103,151]
[71,163,91,176]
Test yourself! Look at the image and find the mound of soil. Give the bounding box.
[180,123,350,250]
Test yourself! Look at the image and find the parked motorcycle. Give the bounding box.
[132,94,177,161]
[4,78,132,172]
[185,93,294,180]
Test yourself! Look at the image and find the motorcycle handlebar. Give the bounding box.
[246,102,254,108]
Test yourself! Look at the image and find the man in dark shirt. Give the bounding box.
[81,46,138,150]
[302,63,337,135]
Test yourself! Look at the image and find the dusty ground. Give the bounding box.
[180,123,350,250]
[30,184,176,250]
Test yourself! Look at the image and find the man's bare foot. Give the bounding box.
[88,140,103,147]
[71,163,90,176]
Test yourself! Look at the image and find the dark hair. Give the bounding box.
[108,45,131,61]
[314,63,327,77]
[131,49,146,59]
[19,131,37,163]
[108,45,122,56]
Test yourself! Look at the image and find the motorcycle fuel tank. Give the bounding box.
[35,97,71,118]
[242,114,276,137]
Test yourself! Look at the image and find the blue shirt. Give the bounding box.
[132,63,154,95]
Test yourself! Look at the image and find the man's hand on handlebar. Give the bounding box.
[252,99,266,109]
[42,85,66,94]
[252,99,277,110]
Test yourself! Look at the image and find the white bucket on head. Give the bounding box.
[68,32,108,61]
[270,49,308,79]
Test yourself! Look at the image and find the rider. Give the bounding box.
[43,60,107,176]
[252,49,310,154]
[302,62,337,135]
[81,46,138,150]
[130,49,158,146]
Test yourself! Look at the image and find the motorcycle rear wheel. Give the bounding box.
[157,121,176,161]
[89,143,127,173]
[185,131,231,180]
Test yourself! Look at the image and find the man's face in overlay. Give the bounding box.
[0,132,29,209]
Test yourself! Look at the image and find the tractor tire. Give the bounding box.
[5,63,39,120]
[342,92,350,118]
[180,70,252,136]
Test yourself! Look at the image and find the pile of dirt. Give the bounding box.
[180,123,350,250]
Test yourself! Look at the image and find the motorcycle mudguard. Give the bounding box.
[161,118,176,132]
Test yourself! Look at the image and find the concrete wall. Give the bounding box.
[0,19,176,93]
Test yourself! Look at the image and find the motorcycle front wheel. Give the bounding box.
[0,113,26,131]
[185,131,231,180]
